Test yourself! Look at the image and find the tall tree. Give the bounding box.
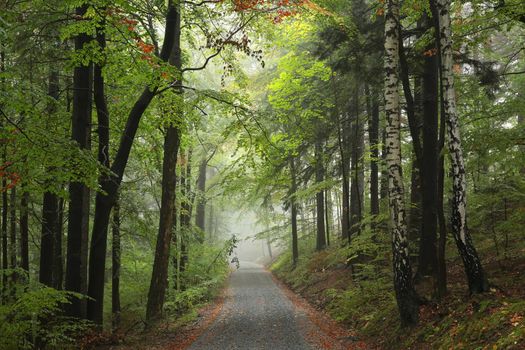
[315,140,326,251]
[87,1,179,324]
[65,4,92,318]
[367,86,380,222]
[112,196,121,330]
[349,86,364,237]
[1,165,7,300]
[417,19,439,281]
[9,187,16,281]
[384,0,419,325]
[19,191,29,274]
[289,157,299,266]
[178,147,192,276]
[146,0,182,323]
[195,158,207,234]
[40,67,61,288]
[434,0,488,293]
[337,111,351,242]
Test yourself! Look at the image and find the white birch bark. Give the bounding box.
[435,0,487,293]
[436,0,468,244]
[384,0,418,324]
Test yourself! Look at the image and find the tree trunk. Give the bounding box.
[9,188,17,282]
[417,34,439,280]
[40,192,58,287]
[0,50,6,300]
[207,201,214,241]
[195,158,206,234]
[380,129,389,203]
[266,235,272,258]
[179,147,192,275]
[48,67,63,290]
[384,0,419,325]
[146,1,182,322]
[519,115,525,174]
[65,4,92,318]
[436,87,448,298]
[54,197,64,290]
[398,30,423,167]
[290,157,299,266]
[325,190,330,246]
[337,114,350,242]
[408,160,421,242]
[173,149,187,288]
[20,191,29,274]
[146,126,181,323]
[350,86,364,238]
[399,25,424,246]
[41,67,61,288]
[428,0,448,298]
[435,0,488,293]
[87,2,179,324]
[367,86,380,222]
[112,196,121,330]
[315,141,326,251]
[1,171,7,300]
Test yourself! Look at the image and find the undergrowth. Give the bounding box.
[271,229,525,349]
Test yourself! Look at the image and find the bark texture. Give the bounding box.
[195,159,207,235]
[20,191,29,274]
[87,1,179,324]
[146,1,182,322]
[337,113,350,242]
[112,196,121,330]
[436,0,488,293]
[65,4,92,318]
[315,141,326,251]
[350,88,364,238]
[41,68,61,287]
[368,87,380,221]
[417,37,439,279]
[384,0,419,325]
[290,157,299,266]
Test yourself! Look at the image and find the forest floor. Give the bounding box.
[270,238,525,349]
[93,239,524,350]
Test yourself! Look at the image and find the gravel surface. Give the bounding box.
[187,261,315,350]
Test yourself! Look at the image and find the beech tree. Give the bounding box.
[146,0,182,323]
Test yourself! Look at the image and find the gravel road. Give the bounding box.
[187,261,341,350]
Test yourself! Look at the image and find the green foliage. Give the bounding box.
[0,277,89,350]
[165,242,231,316]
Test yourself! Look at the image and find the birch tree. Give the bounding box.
[384,0,419,325]
[434,0,488,293]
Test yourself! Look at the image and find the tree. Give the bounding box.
[195,158,208,234]
[87,1,180,324]
[434,0,488,294]
[111,195,121,330]
[384,0,419,325]
[289,157,299,265]
[315,140,326,251]
[65,4,92,318]
[146,0,182,322]
[40,67,61,288]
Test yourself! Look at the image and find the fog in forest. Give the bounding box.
[221,209,275,264]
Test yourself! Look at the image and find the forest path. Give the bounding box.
[186,261,350,350]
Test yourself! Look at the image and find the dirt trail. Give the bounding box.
[186,261,354,350]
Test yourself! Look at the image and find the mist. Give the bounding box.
[221,209,276,265]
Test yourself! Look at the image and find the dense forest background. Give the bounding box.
[0,0,524,349]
